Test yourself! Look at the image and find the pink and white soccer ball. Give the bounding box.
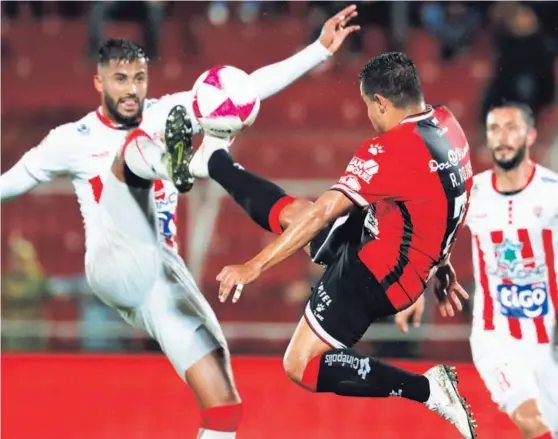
[191,65,260,138]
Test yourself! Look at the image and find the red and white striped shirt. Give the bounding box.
[466,164,558,344]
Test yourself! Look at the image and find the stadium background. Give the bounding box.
[1,1,557,438]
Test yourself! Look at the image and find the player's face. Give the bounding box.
[95,59,148,125]
[486,108,535,171]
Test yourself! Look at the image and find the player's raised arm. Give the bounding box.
[1,126,73,202]
[249,4,360,100]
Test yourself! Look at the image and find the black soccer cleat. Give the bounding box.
[164,105,195,193]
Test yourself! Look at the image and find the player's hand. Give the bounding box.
[319,4,361,54]
[217,262,262,303]
[433,263,469,317]
[394,295,425,334]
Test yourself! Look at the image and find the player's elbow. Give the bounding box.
[307,203,334,231]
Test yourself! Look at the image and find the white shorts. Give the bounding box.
[470,330,558,434]
[84,174,227,379]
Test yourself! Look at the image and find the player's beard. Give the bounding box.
[492,139,527,171]
[103,93,144,127]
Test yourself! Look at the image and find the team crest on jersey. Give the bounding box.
[77,124,90,135]
[533,206,543,217]
[488,238,546,284]
[494,239,524,269]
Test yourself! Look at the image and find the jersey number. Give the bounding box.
[441,192,467,257]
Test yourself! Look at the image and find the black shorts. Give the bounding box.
[304,240,398,349]
[309,209,366,267]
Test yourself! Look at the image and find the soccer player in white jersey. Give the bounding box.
[0,6,359,438]
[396,102,558,439]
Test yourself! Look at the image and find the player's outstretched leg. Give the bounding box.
[283,317,477,439]
[180,132,312,233]
[120,105,195,193]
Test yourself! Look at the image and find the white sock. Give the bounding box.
[123,132,170,181]
[197,429,235,439]
[189,135,233,178]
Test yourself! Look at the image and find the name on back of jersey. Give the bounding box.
[428,143,473,189]
[497,282,549,318]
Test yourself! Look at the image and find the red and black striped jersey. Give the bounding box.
[331,106,473,309]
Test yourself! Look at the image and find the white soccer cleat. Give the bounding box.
[189,134,233,179]
[424,365,477,439]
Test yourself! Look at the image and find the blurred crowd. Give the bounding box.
[3,1,557,120]
[2,1,557,356]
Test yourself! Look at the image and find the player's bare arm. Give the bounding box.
[217,190,355,303]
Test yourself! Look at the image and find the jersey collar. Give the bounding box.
[399,106,434,125]
[491,162,537,195]
[95,108,141,130]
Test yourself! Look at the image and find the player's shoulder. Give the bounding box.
[44,111,98,144]
[533,164,558,186]
[354,137,388,157]
[143,97,160,112]
[358,125,413,155]
[471,169,493,189]
[468,170,493,200]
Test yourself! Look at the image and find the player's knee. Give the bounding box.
[283,349,316,390]
[282,350,304,383]
[511,400,549,439]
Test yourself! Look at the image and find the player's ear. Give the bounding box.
[526,127,537,148]
[374,94,387,114]
[94,73,103,94]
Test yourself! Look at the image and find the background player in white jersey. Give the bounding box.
[0,7,359,438]
[396,102,558,439]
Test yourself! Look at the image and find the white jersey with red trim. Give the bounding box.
[15,92,194,251]
[2,39,334,250]
[465,164,558,344]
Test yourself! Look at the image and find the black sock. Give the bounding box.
[208,150,291,232]
[123,163,151,189]
[315,349,430,402]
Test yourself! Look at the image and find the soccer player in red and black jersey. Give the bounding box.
[190,52,476,438]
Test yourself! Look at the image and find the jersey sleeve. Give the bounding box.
[330,141,397,207]
[248,40,331,100]
[1,126,74,201]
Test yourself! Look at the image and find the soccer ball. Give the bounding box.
[191,65,261,138]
